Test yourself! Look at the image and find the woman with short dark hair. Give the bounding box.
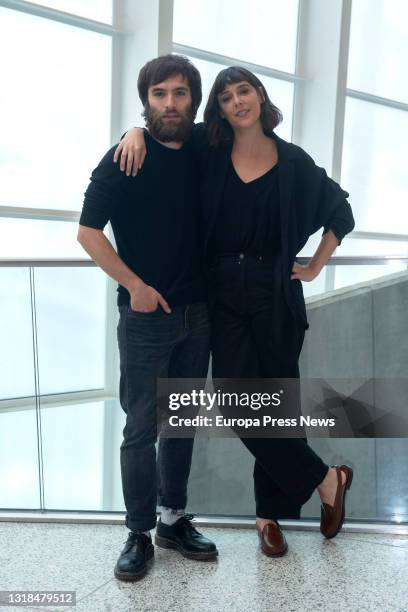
[204,66,282,146]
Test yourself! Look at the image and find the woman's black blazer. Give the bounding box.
[194,126,355,329]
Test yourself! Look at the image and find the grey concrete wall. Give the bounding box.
[187,271,408,521]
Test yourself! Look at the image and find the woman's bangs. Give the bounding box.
[214,68,252,96]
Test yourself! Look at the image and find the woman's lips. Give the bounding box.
[235,109,250,118]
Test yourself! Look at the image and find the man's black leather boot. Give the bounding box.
[114,532,154,581]
[155,514,218,560]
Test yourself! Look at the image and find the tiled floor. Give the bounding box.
[0,522,407,612]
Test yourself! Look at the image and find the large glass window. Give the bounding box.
[0,8,111,212]
[0,3,113,464]
[0,268,36,400]
[342,0,408,240]
[0,408,41,509]
[27,0,113,24]
[0,218,87,259]
[0,266,107,399]
[348,0,408,102]
[174,0,299,73]
[34,268,107,394]
[342,98,408,234]
[41,401,105,510]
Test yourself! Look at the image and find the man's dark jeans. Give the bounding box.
[117,301,210,532]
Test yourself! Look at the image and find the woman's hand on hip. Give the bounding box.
[290,261,320,282]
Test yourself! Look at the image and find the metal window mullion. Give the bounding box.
[331,0,352,183]
[347,231,408,243]
[291,0,306,142]
[172,43,303,84]
[101,400,115,512]
[158,0,174,56]
[104,0,122,402]
[346,89,408,113]
[110,0,123,143]
[0,207,80,223]
[29,267,45,511]
[0,0,115,35]
[292,0,347,172]
[324,265,336,293]
[0,391,117,414]
[0,260,95,267]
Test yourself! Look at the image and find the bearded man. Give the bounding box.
[78,55,217,582]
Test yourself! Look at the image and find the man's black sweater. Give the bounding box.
[80,131,206,307]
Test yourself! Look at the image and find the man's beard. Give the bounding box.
[143,104,194,143]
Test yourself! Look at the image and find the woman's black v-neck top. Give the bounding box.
[208,158,281,256]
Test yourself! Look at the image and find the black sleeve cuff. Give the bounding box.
[322,200,355,246]
[78,209,108,230]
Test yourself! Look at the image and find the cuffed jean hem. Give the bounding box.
[157,496,187,510]
[125,514,157,533]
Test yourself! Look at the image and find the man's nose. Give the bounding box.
[164,94,176,107]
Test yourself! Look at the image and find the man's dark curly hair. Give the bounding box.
[137,54,202,118]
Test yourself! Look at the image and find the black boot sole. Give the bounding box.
[155,535,218,560]
[114,546,154,581]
